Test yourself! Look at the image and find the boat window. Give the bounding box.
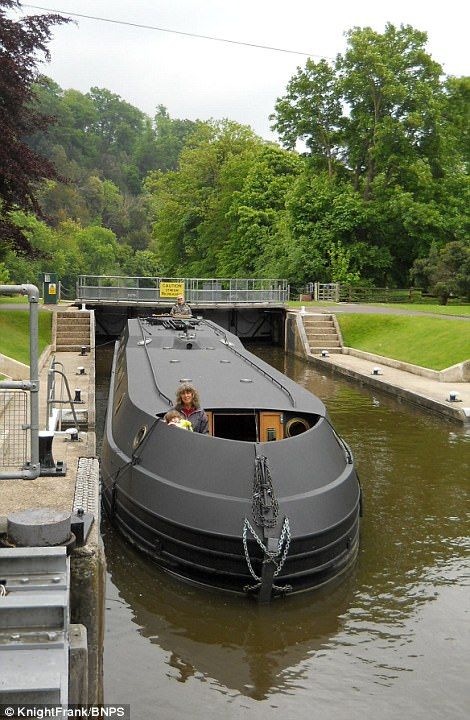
[285,417,310,437]
[132,425,148,450]
[213,413,257,442]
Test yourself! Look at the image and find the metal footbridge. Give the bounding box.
[76,275,289,307]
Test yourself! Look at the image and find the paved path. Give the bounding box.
[0,303,59,311]
[1,346,95,515]
[315,303,469,320]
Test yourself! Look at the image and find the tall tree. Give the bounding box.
[271,59,343,177]
[0,0,68,254]
[339,24,443,198]
[146,120,261,275]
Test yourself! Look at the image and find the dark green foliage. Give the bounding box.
[271,24,469,286]
[411,240,470,301]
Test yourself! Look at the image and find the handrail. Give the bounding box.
[76,275,289,304]
[46,364,81,431]
[137,319,173,407]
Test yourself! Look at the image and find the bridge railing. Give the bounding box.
[76,276,289,304]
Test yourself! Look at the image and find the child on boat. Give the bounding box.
[164,409,193,431]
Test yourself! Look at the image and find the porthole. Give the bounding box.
[285,417,310,437]
[132,425,148,450]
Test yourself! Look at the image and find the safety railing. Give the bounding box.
[0,390,30,471]
[46,358,81,433]
[0,285,40,479]
[76,276,289,304]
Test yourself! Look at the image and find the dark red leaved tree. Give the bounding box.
[0,0,69,254]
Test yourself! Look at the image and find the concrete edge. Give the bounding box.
[52,309,57,352]
[343,347,470,383]
[305,354,468,424]
[87,310,96,448]
[0,353,29,380]
[331,313,344,346]
[0,344,53,380]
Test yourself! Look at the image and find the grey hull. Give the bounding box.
[101,317,361,599]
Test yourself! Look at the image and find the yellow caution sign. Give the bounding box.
[160,281,185,298]
[49,283,57,295]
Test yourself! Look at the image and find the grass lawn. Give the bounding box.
[0,294,29,304]
[0,310,52,364]
[337,314,470,370]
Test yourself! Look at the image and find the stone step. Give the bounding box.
[56,311,90,319]
[57,319,90,326]
[304,320,335,327]
[55,332,90,343]
[310,342,342,351]
[308,333,341,341]
[310,347,343,354]
[56,344,91,352]
[57,325,90,335]
[304,323,336,332]
[308,341,341,348]
[56,328,89,334]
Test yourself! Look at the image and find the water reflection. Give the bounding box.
[98,343,469,714]
[104,520,356,700]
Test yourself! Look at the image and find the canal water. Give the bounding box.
[96,344,469,720]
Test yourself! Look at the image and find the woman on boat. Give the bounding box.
[173,383,209,434]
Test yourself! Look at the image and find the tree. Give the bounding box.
[270,23,468,285]
[217,144,301,276]
[0,1,69,254]
[411,240,470,302]
[339,24,443,197]
[145,120,261,275]
[271,59,343,176]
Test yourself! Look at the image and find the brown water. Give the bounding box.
[96,345,469,720]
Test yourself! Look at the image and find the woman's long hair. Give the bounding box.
[175,382,200,409]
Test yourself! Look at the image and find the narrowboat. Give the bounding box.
[101,316,361,602]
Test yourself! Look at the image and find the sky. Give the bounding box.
[18,0,470,141]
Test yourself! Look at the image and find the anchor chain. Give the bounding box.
[252,455,279,528]
[242,516,292,584]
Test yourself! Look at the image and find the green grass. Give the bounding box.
[0,294,29,304]
[0,310,52,364]
[337,314,470,370]
[288,300,339,308]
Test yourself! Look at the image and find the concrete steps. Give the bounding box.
[301,314,343,354]
[55,312,91,352]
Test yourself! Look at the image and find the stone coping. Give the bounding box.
[343,347,470,383]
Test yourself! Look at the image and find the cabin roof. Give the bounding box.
[125,317,326,416]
